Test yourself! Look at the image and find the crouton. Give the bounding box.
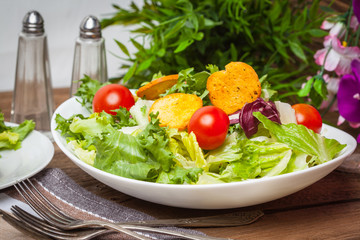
[136,74,178,100]
[206,62,261,114]
[149,93,203,130]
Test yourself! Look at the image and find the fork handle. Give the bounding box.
[93,222,152,240]
[122,225,231,240]
[122,210,264,228]
[85,220,230,240]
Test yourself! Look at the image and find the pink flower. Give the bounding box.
[319,74,340,111]
[321,20,346,37]
[314,36,360,76]
[351,15,359,31]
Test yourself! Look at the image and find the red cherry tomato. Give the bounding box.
[188,106,230,150]
[292,103,322,133]
[93,84,135,115]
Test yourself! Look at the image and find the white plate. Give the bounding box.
[0,123,54,190]
[51,97,357,209]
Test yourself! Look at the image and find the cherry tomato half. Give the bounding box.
[292,103,322,133]
[188,106,230,150]
[93,84,135,115]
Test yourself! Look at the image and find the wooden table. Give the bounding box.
[1,88,360,239]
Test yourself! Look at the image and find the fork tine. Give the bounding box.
[12,207,80,238]
[12,205,70,234]
[0,209,51,240]
[4,208,110,240]
[14,180,152,240]
[26,178,75,221]
[14,179,73,225]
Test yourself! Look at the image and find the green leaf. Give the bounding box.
[269,1,282,22]
[313,77,328,99]
[164,18,187,39]
[193,32,204,41]
[319,5,335,13]
[298,77,314,97]
[174,55,188,66]
[206,64,219,74]
[254,112,346,164]
[130,38,145,52]
[309,0,321,19]
[157,48,166,57]
[114,40,130,57]
[309,88,323,108]
[203,18,222,28]
[136,57,154,73]
[273,37,289,59]
[294,8,306,31]
[308,29,328,37]
[243,26,255,43]
[189,13,199,32]
[230,43,238,61]
[174,39,194,53]
[288,40,308,63]
[123,62,138,82]
[280,7,291,33]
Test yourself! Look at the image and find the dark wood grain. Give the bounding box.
[1,88,360,239]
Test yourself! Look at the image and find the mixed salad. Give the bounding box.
[55,64,346,185]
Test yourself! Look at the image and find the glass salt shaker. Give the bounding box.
[11,10,54,137]
[70,15,108,96]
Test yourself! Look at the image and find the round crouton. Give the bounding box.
[149,93,203,130]
[136,74,178,100]
[207,62,261,114]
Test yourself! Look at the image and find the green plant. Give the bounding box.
[102,0,330,102]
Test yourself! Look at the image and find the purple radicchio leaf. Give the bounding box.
[338,59,360,123]
[236,98,281,138]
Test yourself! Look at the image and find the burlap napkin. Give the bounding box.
[1,168,207,240]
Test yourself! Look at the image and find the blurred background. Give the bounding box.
[0,0,142,92]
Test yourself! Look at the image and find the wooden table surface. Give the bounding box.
[1,88,360,239]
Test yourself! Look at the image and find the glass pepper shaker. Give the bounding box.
[11,10,54,136]
[70,15,108,96]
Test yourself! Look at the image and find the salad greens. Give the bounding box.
[56,89,346,184]
[253,112,345,164]
[0,112,35,156]
[74,67,227,112]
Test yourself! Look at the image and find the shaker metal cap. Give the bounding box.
[80,15,102,39]
[22,10,44,34]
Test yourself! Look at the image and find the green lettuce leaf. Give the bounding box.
[0,112,10,132]
[11,120,35,141]
[93,128,161,181]
[55,114,86,141]
[68,140,96,165]
[167,129,207,170]
[156,166,203,184]
[74,75,108,112]
[253,112,346,164]
[205,133,243,173]
[284,152,311,173]
[0,119,35,151]
[0,131,20,150]
[136,114,174,172]
[196,172,226,184]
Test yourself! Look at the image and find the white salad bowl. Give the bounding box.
[51,97,357,209]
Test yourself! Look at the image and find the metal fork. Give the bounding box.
[13,179,230,240]
[0,209,112,240]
